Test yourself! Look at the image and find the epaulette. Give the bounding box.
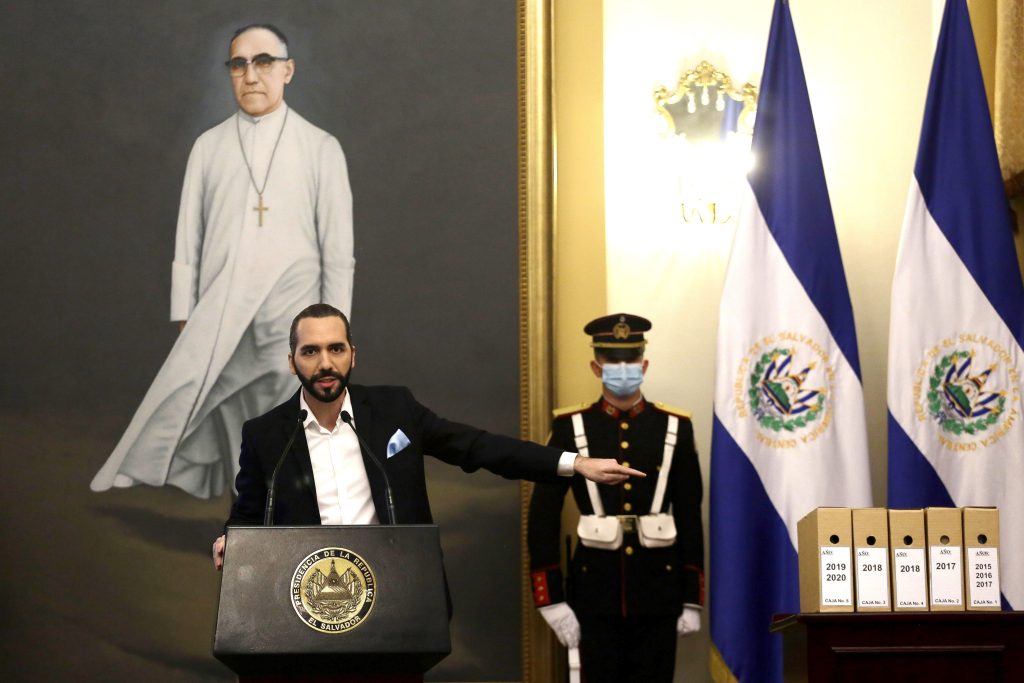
[552,402,592,418]
[653,401,692,419]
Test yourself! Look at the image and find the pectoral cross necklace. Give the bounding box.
[236,107,289,227]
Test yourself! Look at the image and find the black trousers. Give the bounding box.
[579,614,678,683]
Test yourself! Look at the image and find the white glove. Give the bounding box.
[677,605,702,636]
[538,602,581,647]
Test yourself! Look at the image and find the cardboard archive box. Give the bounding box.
[963,507,1001,610]
[926,507,965,611]
[797,507,853,613]
[852,508,891,611]
[889,509,928,611]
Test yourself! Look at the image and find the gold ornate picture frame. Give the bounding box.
[517,1,558,681]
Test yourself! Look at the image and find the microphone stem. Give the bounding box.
[384,487,397,527]
[341,411,398,525]
[265,413,306,526]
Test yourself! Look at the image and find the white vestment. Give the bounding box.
[91,104,354,498]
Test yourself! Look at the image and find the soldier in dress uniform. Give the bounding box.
[528,313,705,683]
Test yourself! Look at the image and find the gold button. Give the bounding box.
[620,441,629,449]
[666,564,673,571]
[624,483,632,491]
[625,546,634,556]
[622,461,630,468]
[656,465,661,471]
[620,422,629,430]
[581,566,588,572]
[623,502,633,512]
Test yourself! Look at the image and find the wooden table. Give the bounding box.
[771,612,1024,682]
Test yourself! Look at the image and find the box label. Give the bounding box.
[855,547,890,608]
[967,547,1000,607]
[929,545,963,607]
[893,548,927,608]
[819,546,852,607]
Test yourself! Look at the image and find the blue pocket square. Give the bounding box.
[386,429,410,458]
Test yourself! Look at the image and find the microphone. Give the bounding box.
[340,410,398,525]
[264,409,308,526]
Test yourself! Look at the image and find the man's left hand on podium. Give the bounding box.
[212,534,226,571]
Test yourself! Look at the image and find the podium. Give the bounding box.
[214,525,452,678]
[771,612,1024,682]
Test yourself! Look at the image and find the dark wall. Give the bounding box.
[0,2,523,681]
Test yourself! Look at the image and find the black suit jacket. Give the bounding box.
[227,385,564,527]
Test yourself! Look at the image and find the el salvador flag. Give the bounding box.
[709,2,872,681]
[887,0,1024,610]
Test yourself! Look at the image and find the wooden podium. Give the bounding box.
[771,612,1024,682]
[214,525,452,680]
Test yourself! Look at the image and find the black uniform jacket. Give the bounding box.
[527,397,705,617]
[227,385,565,527]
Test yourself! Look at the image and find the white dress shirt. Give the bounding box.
[300,391,379,525]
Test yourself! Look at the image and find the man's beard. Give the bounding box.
[296,364,352,403]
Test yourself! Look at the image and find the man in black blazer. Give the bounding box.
[213,303,642,568]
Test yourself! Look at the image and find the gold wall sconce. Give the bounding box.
[654,61,759,224]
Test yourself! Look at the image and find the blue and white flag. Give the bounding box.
[887,0,1024,610]
[710,2,872,681]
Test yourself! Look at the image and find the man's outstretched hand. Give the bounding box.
[573,455,646,484]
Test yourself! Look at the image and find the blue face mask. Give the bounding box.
[601,362,644,397]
